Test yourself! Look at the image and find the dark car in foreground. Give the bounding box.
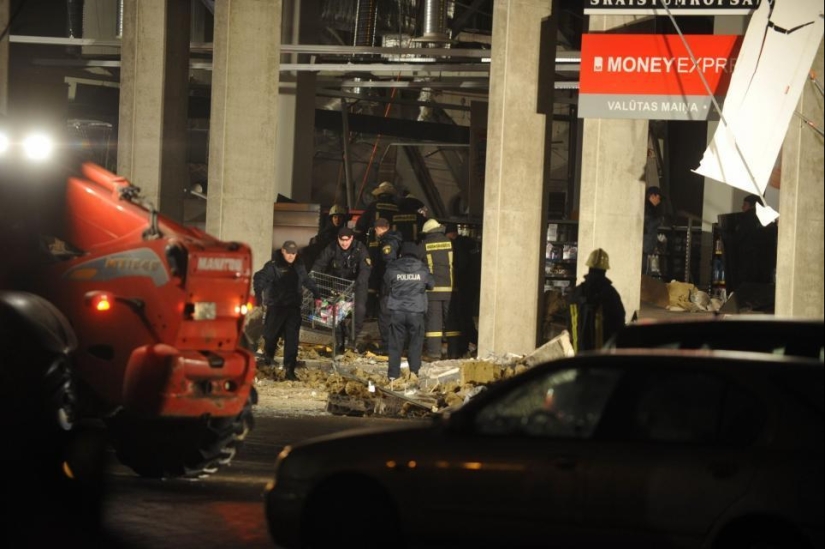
[606,316,824,361]
[265,350,824,549]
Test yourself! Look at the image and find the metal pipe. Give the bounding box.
[414,0,450,44]
[116,0,124,38]
[340,100,355,209]
[66,0,84,39]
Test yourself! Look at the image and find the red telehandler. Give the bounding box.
[1,120,257,481]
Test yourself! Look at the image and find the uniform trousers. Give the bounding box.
[425,297,463,358]
[387,311,425,379]
[263,305,301,367]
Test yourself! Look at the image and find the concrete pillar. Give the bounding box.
[577,15,649,322]
[207,0,282,273]
[775,38,824,319]
[0,0,8,115]
[278,0,318,203]
[118,0,191,223]
[477,0,552,357]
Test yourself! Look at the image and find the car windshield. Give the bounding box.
[473,367,622,439]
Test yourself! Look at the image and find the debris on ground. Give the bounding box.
[253,331,575,420]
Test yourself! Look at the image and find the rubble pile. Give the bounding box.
[255,332,575,419]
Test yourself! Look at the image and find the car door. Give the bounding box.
[413,366,623,547]
[584,368,763,546]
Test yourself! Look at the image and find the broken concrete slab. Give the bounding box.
[524,330,574,367]
[460,361,498,385]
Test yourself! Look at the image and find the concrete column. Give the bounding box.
[0,0,8,114]
[278,0,317,202]
[577,15,649,322]
[775,38,824,319]
[207,0,282,273]
[118,0,191,223]
[477,0,552,357]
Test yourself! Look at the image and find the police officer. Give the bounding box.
[253,241,321,380]
[567,248,626,353]
[311,226,371,352]
[355,181,400,318]
[373,218,404,354]
[384,242,434,381]
[420,218,461,359]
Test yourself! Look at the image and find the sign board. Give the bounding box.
[584,0,760,16]
[578,34,743,121]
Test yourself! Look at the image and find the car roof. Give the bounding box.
[456,349,822,415]
[608,316,824,359]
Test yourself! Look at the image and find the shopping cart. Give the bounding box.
[301,271,356,352]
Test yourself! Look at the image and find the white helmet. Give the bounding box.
[422,218,442,233]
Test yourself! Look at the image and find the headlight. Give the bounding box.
[22,132,55,161]
[0,132,9,155]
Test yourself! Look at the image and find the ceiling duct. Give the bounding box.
[413,0,451,45]
[353,0,377,47]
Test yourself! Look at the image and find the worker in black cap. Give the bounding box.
[311,226,372,353]
[383,242,434,381]
[253,241,320,380]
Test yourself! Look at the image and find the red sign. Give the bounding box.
[579,34,743,120]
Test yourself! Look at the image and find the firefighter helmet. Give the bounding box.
[328,204,346,216]
[585,248,610,270]
[371,181,396,197]
[422,218,442,233]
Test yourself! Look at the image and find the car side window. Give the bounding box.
[473,367,622,439]
[628,371,763,445]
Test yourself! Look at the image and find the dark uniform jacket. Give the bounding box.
[253,254,319,308]
[567,271,625,352]
[355,194,399,247]
[311,240,372,286]
[397,195,427,243]
[643,202,662,255]
[384,257,434,314]
[422,231,454,301]
[379,230,404,264]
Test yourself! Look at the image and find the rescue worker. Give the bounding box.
[313,204,348,250]
[567,248,626,353]
[420,218,461,359]
[304,204,348,268]
[384,242,434,381]
[444,223,480,355]
[311,226,371,353]
[355,181,400,319]
[395,191,427,244]
[373,217,404,354]
[253,241,321,380]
